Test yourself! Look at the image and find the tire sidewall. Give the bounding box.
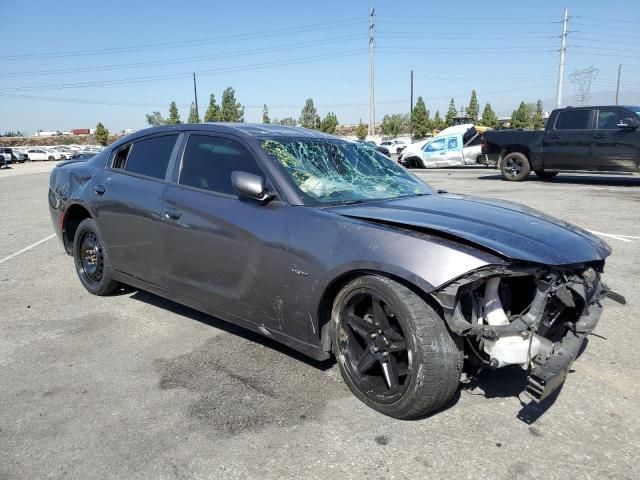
[73,218,116,295]
[500,152,531,181]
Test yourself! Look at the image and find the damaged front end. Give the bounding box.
[433,262,625,403]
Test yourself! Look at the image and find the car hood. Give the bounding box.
[328,193,611,265]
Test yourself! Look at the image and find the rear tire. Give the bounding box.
[534,170,558,180]
[332,275,463,419]
[73,218,119,296]
[500,152,531,181]
[48,155,55,161]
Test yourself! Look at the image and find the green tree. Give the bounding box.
[145,111,166,126]
[187,102,200,123]
[380,113,408,137]
[432,110,445,131]
[167,101,181,124]
[445,98,457,127]
[466,90,480,123]
[480,102,499,128]
[204,94,221,122]
[319,112,338,134]
[532,99,545,130]
[278,117,297,126]
[262,104,270,124]
[355,121,368,140]
[511,101,530,129]
[411,97,430,139]
[299,98,318,129]
[221,87,244,122]
[94,122,109,146]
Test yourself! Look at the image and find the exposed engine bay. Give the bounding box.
[433,262,625,403]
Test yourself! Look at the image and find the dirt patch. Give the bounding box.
[154,333,348,435]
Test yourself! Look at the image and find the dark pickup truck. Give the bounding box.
[481,105,640,181]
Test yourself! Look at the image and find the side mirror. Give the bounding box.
[231,171,273,202]
[617,117,640,129]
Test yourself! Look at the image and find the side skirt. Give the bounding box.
[111,270,331,361]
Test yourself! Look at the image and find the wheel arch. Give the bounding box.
[62,203,93,254]
[317,269,443,354]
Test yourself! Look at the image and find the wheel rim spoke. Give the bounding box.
[381,357,400,390]
[371,297,390,328]
[357,350,377,374]
[347,312,372,340]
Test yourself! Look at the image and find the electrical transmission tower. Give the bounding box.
[569,66,599,105]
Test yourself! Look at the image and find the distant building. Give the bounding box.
[34,130,62,137]
[122,128,135,135]
[71,128,91,135]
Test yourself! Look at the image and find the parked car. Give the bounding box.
[481,105,640,181]
[379,139,409,154]
[52,146,77,159]
[0,149,12,168]
[0,147,28,164]
[356,140,390,157]
[49,123,621,419]
[25,148,63,161]
[399,125,485,168]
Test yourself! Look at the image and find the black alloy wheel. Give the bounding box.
[332,275,463,419]
[339,289,411,402]
[500,152,531,181]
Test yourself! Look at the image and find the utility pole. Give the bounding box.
[569,66,599,105]
[410,70,414,137]
[555,7,568,109]
[368,6,375,137]
[615,64,622,105]
[193,73,199,121]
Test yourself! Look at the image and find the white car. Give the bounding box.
[398,125,487,169]
[378,139,409,154]
[24,148,63,161]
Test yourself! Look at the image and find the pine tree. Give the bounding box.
[320,112,338,134]
[95,122,109,146]
[355,120,368,140]
[445,98,457,127]
[480,103,499,128]
[411,97,430,139]
[167,101,181,124]
[380,114,408,137]
[511,101,530,129]
[532,99,545,130]
[204,94,221,122]
[262,104,270,124]
[220,87,244,122]
[432,111,445,131]
[466,90,479,123]
[187,102,200,123]
[299,98,318,129]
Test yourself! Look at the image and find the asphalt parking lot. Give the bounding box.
[1,162,639,479]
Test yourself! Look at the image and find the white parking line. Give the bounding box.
[0,234,56,265]
[588,230,640,243]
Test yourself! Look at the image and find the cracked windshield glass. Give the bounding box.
[260,138,432,204]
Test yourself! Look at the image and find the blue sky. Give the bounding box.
[1,0,639,133]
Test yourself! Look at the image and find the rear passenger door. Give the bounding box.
[92,133,181,289]
[163,133,290,331]
[542,108,595,170]
[591,107,640,171]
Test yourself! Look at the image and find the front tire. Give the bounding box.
[500,152,531,181]
[48,155,55,161]
[332,275,463,419]
[73,218,119,296]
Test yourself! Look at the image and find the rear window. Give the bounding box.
[554,110,591,130]
[119,134,178,179]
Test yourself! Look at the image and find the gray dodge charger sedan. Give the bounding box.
[48,123,622,419]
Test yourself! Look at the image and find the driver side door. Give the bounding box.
[421,137,446,167]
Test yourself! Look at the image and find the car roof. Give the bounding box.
[123,123,338,141]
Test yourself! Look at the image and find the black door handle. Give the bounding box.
[164,208,182,220]
[94,185,106,195]
[593,134,607,139]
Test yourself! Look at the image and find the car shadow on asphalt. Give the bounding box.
[476,173,640,187]
[128,289,336,372]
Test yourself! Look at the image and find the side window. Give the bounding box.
[597,109,623,129]
[120,135,178,179]
[179,135,262,196]
[112,145,131,169]
[424,138,445,152]
[554,110,592,130]
[447,137,459,150]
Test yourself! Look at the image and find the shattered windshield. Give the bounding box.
[259,138,432,205]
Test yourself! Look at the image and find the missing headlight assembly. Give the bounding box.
[433,262,625,403]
